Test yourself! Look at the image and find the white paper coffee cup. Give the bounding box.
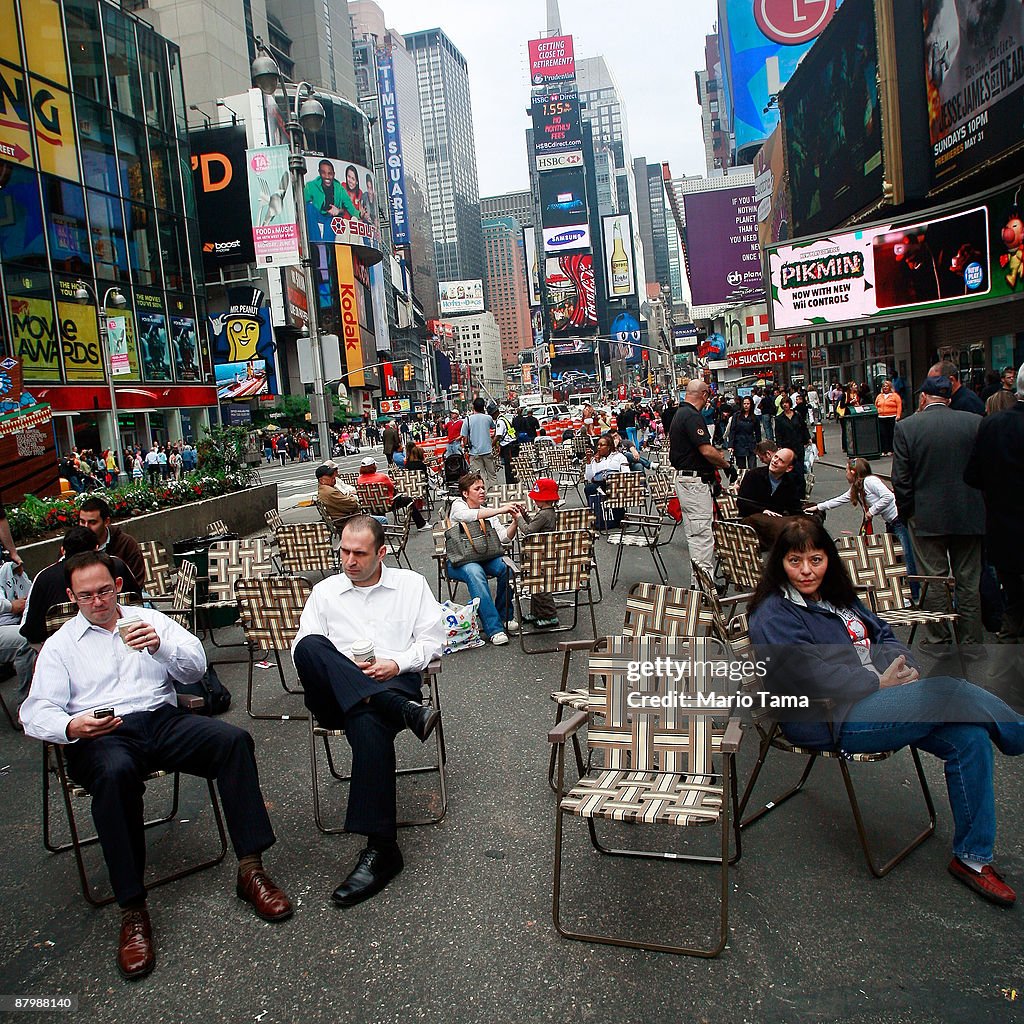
[351,639,375,663]
[117,616,142,648]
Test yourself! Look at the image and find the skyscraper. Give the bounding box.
[403,28,485,286]
[482,217,533,369]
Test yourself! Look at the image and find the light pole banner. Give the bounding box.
[246,145,300,267]
[106,317,132,376]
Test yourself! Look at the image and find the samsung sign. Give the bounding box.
[376,50,410,247]
[543,224,591,252]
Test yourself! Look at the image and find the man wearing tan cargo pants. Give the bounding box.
[668,380,735,578]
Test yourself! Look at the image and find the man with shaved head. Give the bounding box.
[668,380,735,576]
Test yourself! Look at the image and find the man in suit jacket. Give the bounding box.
[892,375,985,643]
[381,421,401,465]
[964,365,1024,641]
[736,447,805,548]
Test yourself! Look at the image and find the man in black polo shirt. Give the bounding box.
[669,380,734,575]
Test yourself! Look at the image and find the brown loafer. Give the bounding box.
[117,908,155,981]
[236,867,293,922]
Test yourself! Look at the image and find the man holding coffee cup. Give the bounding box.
[20,551,292,981]
[293,515,444,907]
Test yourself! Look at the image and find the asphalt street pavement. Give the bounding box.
[0,435,1020,1024]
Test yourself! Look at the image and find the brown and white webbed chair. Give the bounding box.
[600,472,668,589]
[275,521,338,580]
[550,635,742,957]
[235,576,310,722]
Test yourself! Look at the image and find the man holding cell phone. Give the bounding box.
[20,551,292,981]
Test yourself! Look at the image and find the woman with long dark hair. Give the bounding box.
[726,395,761,469]
[749,518,1024,907]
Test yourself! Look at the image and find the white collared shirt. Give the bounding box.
[19,605,207,744]
[292,563,443,674]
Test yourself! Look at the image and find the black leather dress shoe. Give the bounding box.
[331,846,404,907]
[402,701,439,743]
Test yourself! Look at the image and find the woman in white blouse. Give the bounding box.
[447,473,521,646]
[583,435,629,529]
[805,457,918,588]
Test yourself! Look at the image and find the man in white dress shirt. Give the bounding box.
[20,551,291,981]
[292,515,443,907]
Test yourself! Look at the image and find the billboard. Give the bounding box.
[531,89,583,161]
[681,185,764,305]
[438,279,485,315]
[190,126,255,272]
[542,223,591,253]
[766,178,1024,333]
[336,245,365,387]
[208,287,279,396]
[753,124,791,250]
[718,0,836,159]
[545,254,597,333]
[539,169,588,228]
[215,358,269,400]
[781,0,882,237]
[549,338,594,357]
[602,214,636,299]
[522,227,542,306]
[376,48,411,246]
[170,314,200,381]
[302,156,382,257]
[528,35,575,86]
[246,145,300,267]
[923,0,1024,187]
[136,292,172,381]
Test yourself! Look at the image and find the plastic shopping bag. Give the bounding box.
[441,597,485,654]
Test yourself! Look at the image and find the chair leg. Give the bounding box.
[0,689,18,731]
[245,649,307,722]
[837,746,936,878]
[553,790,733,954]
[737,728,817,829]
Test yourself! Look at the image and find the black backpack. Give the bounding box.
[174,665,231,716]
[443,452,467,483]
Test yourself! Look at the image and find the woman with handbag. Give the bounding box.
[446,473,521,646]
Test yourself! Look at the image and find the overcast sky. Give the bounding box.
[373,0,721,196]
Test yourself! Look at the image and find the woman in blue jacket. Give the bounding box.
[749,518,1024,907]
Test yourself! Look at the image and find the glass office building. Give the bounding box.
[0,0,216,456]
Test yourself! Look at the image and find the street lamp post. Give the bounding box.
[251,40,332,461]
[73,280,127,468]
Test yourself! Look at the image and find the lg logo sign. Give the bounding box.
[754,0,834,45]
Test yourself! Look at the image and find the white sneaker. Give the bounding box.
[505,618,519,633]
[491,631,510,646]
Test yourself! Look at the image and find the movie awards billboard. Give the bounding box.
[766,178,1024,333]
[923,0,1024,187]
[528,35,575,86]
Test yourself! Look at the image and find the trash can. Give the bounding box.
[842,408,881,459]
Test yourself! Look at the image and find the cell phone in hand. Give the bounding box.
[94,708,115,719]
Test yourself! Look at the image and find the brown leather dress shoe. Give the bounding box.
[117,908,155,981]
[236,867,293,922]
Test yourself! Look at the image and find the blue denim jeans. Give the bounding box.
[822,677,1024,863]
[761,413,775,440]
[447,556,512,638]
[888,517,919,600]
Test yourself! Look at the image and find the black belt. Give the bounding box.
[675,470,713,480]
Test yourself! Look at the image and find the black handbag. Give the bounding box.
[445,517,504,567]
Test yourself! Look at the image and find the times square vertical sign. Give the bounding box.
[376,49,410,246]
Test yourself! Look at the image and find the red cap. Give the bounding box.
[528,477,560,503]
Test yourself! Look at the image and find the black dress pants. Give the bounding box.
[293,635,422,838]
[65,704,275,908]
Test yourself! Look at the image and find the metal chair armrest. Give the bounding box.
[557,639,601,653]
[548,710,587,745]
